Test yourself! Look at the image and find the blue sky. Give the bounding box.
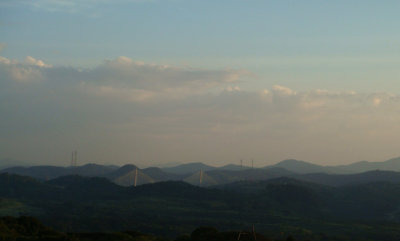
[2,1,400,91]
[1,1,400,166]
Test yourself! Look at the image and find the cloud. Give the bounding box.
[25,56,52,68]
[272,85,296,96]
[1,55,400,166]
[0,56,246,98]
[73,56,248,101]
[0,56,51,83]
[0,56,12,65]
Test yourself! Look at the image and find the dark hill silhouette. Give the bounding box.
[103,164,138,179]
[71,163,116,176]
[47,175,127,200]
[1,166,68,180]
[106,164,155,186]
[0,158,30,168]
[141,167,183,182]
[217,164,250,171]
[267,156,400,174]
[4,156,400,188]
[296,170,400,186]
[271,159,331,174]
[1,163,116,180]
[335,157,400,173]
[4,173,400,240]
[132,181,224,200]
[204,167,294,186]
[162,162,216,174]
[0,173,61,199]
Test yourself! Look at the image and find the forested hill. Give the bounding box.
[2,173,400,240]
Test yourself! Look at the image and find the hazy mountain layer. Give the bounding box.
[3,157,400,188]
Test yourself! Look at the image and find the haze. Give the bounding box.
[1,1,400,167]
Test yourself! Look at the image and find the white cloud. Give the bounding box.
[0,56,46,82]
[272,85,296,96]
[2,55,400,166]
[0,56,247,97]
[84,56,248,99]
[226,86,241,92]
[0,56,12,65]
[25,56,52,68]
[372,97,381,107]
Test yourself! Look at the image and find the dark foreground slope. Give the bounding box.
[0,216,278,241]
[2,173,400,240]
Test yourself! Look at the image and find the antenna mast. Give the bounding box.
[71,150,77,167]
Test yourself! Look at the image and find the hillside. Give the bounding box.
[271,159,330,174]
[2,173,400,240]
[295,170,400,186]
[162,162,216,174]
[4,157,400,188]
[267,157,400,174]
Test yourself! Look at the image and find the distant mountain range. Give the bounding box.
[269,157,400,174]
[0,158,31,168]
[2,157,400,187]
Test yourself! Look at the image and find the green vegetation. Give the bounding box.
[0,217,286,241]
[2,173,400,240]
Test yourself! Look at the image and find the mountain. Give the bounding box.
[71,163,116,177]
[103,164,138,180]
[335,157,400,173]
[47,175,127,200]
[295,170,400,186]
[217,164,250,171]
[0,173,61,199]
[162,162,216,175]
[141,167,183,182]
[4,156,400,188]
[105,164,155,186]
[113,170,154,186]
[204,167,294,186]
[0,166,69,180]
[268,157,400,175]
[0,163,117,180]
[0,158,31,168]
[5,173,400,240]
[271,159,331,174]
[183,170,218,186]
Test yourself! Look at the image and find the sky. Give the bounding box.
[1,0,400,167]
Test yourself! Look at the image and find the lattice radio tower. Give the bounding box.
[71,151,77,167]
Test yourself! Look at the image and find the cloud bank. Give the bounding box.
[1,56,399,166]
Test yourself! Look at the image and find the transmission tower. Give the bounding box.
[71,151,77,167]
